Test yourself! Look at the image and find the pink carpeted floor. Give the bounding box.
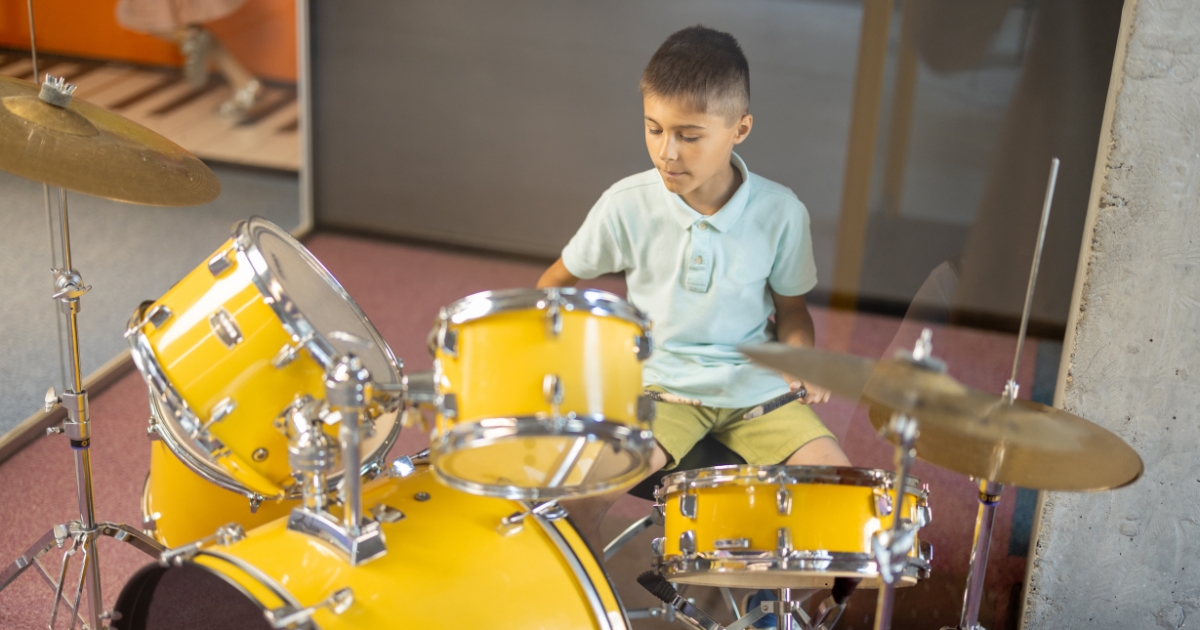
[0,232,1041,629]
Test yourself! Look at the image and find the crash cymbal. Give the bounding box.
[868,397,1143,491]
[742,343,1143,491]
[0,75,219,206]
[740,343,970,415]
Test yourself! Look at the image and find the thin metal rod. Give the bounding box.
[874,415,917,630]
[25,0,38,80]
[58,189,73,276]
[1008,158,1060,393]
[958,481,1003,629]
[46,186,67,391]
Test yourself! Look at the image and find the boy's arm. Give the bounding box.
[537,258,581,289]
[771,290,831,404]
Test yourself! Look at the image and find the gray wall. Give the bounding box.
[310,0,864,257]
[1023,0,1200,626]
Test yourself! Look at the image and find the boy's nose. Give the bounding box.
[659,138,678,161]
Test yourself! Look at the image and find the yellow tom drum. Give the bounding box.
[140,392,403,548]
[429,288,655,500]
[654,465,932,589]
[127,217,404,504]
[113,465,628,630]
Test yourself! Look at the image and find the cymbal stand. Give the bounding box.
[943,158,1059,630]
[0,182,166,628]
[871,412,919,630]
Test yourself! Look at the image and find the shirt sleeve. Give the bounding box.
[767,200,819,296]
[561,191,630,279]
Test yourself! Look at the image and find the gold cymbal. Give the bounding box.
[742,343,1144,491]
[0,75,220,206]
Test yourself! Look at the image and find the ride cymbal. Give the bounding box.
[0,75,219,206]
[742,343,1143,491]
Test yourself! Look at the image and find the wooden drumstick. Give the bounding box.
[642,390,703,407]
[742,387,807,420]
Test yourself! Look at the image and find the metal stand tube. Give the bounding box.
[56,192,103,630]
[780,588,794,630]
[339,408,362,537]
[954,480,1002,630]
[873,414,918,630]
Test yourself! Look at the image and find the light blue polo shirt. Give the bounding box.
[561,153,818,408]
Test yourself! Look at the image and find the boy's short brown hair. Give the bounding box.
[640,25,750,124]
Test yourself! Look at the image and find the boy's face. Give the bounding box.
[643,93,752,197]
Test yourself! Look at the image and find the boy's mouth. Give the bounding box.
[662,169,687,179]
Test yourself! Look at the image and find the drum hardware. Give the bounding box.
[543,287,566,336]
[496,500,569,536]
[637,571,724,630]
[871,405,922,630]
[0,521,165,630]
[160,523,248,566]
[282,353,388,566]
[266,588,355,630]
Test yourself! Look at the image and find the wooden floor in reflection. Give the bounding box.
[0,51,300,172]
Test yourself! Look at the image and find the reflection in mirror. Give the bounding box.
[0,0,306,438]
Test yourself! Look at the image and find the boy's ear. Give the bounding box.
[732,113,753,144]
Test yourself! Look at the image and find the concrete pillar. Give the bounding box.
[1023,0,1200,627]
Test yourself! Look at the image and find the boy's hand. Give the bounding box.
[789,378,830,404]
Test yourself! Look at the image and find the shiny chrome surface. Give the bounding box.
[234,217,403,385]
[436,287,651,332]
[146,391,400,503]
[656,465,924,500]
[432,415,655,500]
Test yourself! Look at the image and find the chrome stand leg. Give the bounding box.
[943,480,1002,630]
[873,414,919,630]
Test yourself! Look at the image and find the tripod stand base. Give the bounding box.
[0,520,166,628]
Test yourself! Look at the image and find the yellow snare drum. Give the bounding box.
[127,217,404,502]
[654,465,932,589]
[114,466,628,630]
[429,288,655,500]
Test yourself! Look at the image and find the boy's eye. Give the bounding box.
[648,128,663,135]
[682,136,700,142]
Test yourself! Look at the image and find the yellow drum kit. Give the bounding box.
[0,41,1144,630]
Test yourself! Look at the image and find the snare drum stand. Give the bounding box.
[0,186,164,628]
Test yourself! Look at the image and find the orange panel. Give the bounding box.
[0,0,295,82]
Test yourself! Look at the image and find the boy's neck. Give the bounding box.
[680,160,741,217]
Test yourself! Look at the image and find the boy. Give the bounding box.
[537,25,850,551]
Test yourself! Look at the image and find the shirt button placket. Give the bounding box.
[686,222,713,292]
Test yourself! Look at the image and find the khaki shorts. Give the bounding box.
[648,386,836,470]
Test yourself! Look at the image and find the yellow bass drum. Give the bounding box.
[654,465,933,589]
[113,466,629,630]
[126,216,404,503]
[429,287,655,500]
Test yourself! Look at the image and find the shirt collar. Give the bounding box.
[662,152,752,232]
